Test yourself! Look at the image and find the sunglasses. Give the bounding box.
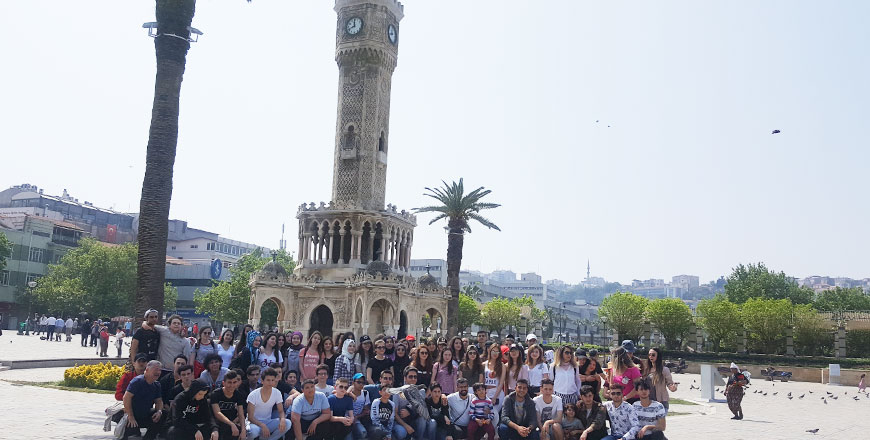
[376,346,385,350]
[337,385,347,390]
[419,352,428,355]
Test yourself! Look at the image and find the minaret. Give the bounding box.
[586,259,590,281]
[331,0,404,211]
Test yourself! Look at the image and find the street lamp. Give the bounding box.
[559,302,565,344]
[25,280,37,335]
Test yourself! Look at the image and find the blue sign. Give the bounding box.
[211,259,222,279]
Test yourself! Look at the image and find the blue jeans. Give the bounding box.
[247,417,291,440]
[497,424,541,440]
[348,419,367,440]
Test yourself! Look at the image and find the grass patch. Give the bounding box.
[669,398,699,406]
[1,379,114,394]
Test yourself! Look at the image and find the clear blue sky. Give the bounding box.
[1,1,868,285]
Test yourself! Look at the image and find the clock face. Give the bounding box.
[346,17,363,35]
[387,24,398,44]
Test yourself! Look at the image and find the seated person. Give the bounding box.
[314,364,335,395]
[559,403,583,440]
[246,367,290,440]
[468,383,495,440]
[170,365,196,403]
[239,365,262,398]
[209,370,246,440]
[122,360,167,440]
[393,366,429,440]
[199,353,230,391]
[368,384,397,440]
[161,355,190,403]
[446,378,472,440]
[290,379,332,440]
[364,369,395,402]
[631,381,666,440]
[168,379,219,440]
[117,354,149,401]
[601,387,638,440]
[576,385,608,440]
[283,370,302,394]
[498,379,539,440]
[533,379,563,440]
[325,377,355,439]
[426,383,451,440]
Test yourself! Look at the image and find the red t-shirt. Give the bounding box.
[613,366,641,396]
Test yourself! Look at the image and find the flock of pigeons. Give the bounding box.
[684,378,869,435]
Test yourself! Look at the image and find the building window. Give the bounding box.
[26,274,39,284]
[171,246,176,250]
[206,242,215,251]
[28,248,44,263]
[0,271,8,286]
[190,244,198,249]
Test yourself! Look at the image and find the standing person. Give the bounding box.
[601,387,638,440]
[354,336,372,382]
[276,334,288,364]
[533,380,563,440]
[325,377,355,440]
[233,325,254,361]
[498,380,539,440]
[199,354,230,391]
[608,347,641,404]
[246,367,290,440]
[301,332,324,381]
[577,385,609,440]
[115,327,127,358]
[384,336,396,361]
[258,333,284,371]
[484,343,505,415]
[859,373,866,392]
[54,316,64,341]
[449,337,466,365]
[45,315,55,341]
[392,343,411,386]
[552,346,581,406]
[426,383,451,440]
[131,310,161,362]
[91,318,101,346]
[122,360,167,440]
[194,327,219,377]
[217,330,236,370]
[167,379,219,440]
[285,331,304,375]
[209,370,246,440]
[724,362,747,420]
[81,319,92,347]
[368,384,397,440]
[433,347,459,395]
[64,317,74,342]
[321,338,338,385]
[645,348,676,413]
[289,379,332,440]
[460,347,485,386]
[232,332,261,372]
[333,339,357,384]
[411,344,434,389]
[578,357,602,403]
[476,331,489,354]
[100,325,111,357]
[147,314,195,372]
[526,344,551,397]
[631,381,666,439]
[504,345,529,396]
[447,378,472,440]
[37,314,46,336]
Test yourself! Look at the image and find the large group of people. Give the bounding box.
[117,314,675,440]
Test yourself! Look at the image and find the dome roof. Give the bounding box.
[261,257,288,278]
[366,260,392,278]
[418,273,440,288]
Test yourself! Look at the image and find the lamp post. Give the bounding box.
[559,302,565,344]
[25,280,37,335]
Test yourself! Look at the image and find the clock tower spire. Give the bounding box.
[332,0,403,211]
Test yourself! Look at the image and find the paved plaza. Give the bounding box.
[0,332,131,362]
[1,353,869,440]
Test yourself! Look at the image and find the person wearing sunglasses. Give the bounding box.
[601,387,638,440]
[325,377,355,439]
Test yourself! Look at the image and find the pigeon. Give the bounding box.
[763,392,768,396]
[826,392,833,396]
[832,396,838,400]
[853,396,860,401]
[809,391,813,394]
[772,129,781,134]
[806,428,819,434]
[773,392,778,396]
[799,394,805,399]
[788,392,792,397]
[821,397,825,400]
[595,120,599,123]
[823,399,828,404]
[788,396,793,400]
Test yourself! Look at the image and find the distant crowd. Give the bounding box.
[110,310,675,440]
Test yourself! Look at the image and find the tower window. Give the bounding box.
[378,132,386,152]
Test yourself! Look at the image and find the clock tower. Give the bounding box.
[332,0,403,211]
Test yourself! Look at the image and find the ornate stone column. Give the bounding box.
[325,230,333,264]
[352,231,363,263]
[339,229,347,263]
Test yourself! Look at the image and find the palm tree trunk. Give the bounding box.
[445,219,464,337]
[135,0,196,327]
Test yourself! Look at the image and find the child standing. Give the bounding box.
[468,383,496,440]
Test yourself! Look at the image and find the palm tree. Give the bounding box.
[415,179,500,337]
[462,284,484,302]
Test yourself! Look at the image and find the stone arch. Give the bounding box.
[250,295,287,331]
[342,220,353,264]
[398,310,408,339]
[368,298,396,336]
[354,297,364,327]
[425,307,444,334]
[309,304,334,338]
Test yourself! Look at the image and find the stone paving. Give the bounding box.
[1,363,870,439]
[0,332,130,362]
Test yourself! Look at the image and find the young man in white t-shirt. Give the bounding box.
[533,379,563,440]
[246,367,290,440]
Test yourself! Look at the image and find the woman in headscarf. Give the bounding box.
[392,342,411,386]
[725,362,748,420]
[334,339,357,383]
[284,331,304,375]
[167,379,218,440]
[231,331,261,371]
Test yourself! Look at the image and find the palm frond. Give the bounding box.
[427,213,450,225]
[467,212,501,231]
[414,205,449,214]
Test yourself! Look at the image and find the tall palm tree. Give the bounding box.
[415,179,500,337]
[134,0,198,326]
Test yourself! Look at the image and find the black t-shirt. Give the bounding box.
[175,395,211,425]
[209,388,245,422]
[133,327,160,361]
[426,397,448,427]
[170,383,187,402]
[377,400,393,428]
[368,357,393,383]
[160,375,180,402]
[276,381,292,398]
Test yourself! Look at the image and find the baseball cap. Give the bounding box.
[405,335,416,342]
[134,353,148,362]
[360,335,371,343]
[526,333,537,341]
[352,373,365,380]
[621,340,637,353]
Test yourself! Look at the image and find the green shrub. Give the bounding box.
[846,329,870,358]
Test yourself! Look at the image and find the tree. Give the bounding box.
[194,248,294,324]
[814,287,870,312]
[511,295,545,330]
[477,297,519,337]
[696,295,741,352]
[458,293,481,334]
[462,284,484,302]
[163,283,178,312]
[415,179,500,337]
[724,262,813,304]
[646,298,693,350]
[740,297,793,354]
[598,292,648,342]
[33,239,141,317]
[0,231,11,271]
[792,303,833,356]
